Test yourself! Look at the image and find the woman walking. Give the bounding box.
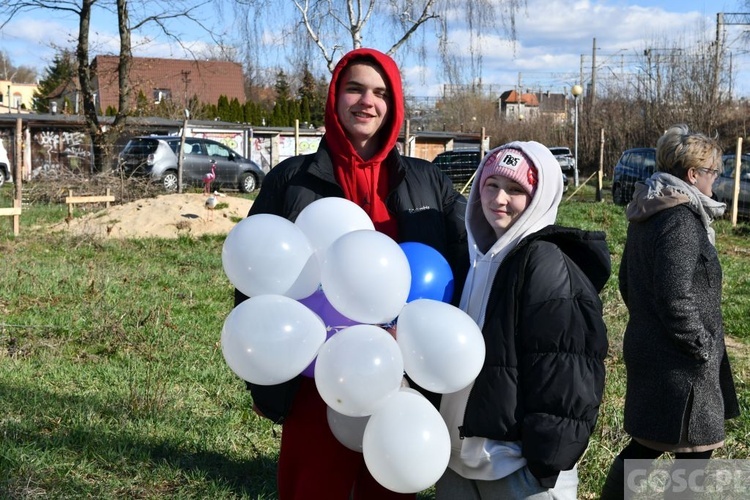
[601,124,740,499]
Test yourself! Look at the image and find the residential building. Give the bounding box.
[499,89,539,121]
[498,89,568,123]
[48,56,245,114]
[0,80,38,113]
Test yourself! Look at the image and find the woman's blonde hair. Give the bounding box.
[655,124,722,179]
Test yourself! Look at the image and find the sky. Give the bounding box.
[1,0,749,99]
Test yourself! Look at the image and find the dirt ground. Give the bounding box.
[50,193,253,239]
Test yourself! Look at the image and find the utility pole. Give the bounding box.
[712,13,750,103]
[579,55,584,91]
[590,38,597,108]
[712,13,723,110]
[181,70,191,108]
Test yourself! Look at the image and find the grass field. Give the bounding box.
[0,185,748,498]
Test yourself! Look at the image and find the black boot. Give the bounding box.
[600,456,625,500]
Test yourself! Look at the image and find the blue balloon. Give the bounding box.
[399,242,454,303]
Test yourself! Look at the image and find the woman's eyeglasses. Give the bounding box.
[696,167,720,179]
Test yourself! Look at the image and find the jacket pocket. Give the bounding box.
[698,252,716,288]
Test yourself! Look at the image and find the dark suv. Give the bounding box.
[432,149,482,188]
[612,147,656,205]
[119,136,266,193]
[713,154,750,218]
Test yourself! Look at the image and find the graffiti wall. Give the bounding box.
[277,136,321,161]
[250,136,272,172]
[250,135,321,171]
[31,129,92,177]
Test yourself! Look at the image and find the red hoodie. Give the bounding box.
[324,48,404,239]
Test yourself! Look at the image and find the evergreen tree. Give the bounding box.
[244,101,260,124]
[32,49,76,113]
[270,100,285,126]
[135,90,150,116]
[217,95,231,121]
[203,103,219,119]
[300,96,312,126]
[274,70,291,102]
[299,65,326,127]
[289,99,301,126]
[314,75,328,126]
[229,97,243,122]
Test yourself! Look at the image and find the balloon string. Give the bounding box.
[380,319,397,330]
[328,325,350,332]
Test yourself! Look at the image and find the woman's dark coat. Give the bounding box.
[620,204,739,445]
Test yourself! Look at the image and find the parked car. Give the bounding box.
[713,154,750,218]
[432,148,568,192]
[611,147,656,205]
[547,146,576,176]
[432,149,483,187]
[118,136,265,193]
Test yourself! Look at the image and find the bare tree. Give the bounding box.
[0,51,37,83]
[232,0,524,84]
[1,0,214,172]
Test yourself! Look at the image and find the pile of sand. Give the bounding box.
[50,193,253,239]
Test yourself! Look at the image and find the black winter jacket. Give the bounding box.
[460,225,610,488]
[235,140,469,423]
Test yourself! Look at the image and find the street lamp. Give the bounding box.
[571,84,583,187]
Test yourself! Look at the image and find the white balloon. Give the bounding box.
[321,230,411,324]
[363,389,451,493]
[327,406,370,452]
[295,198,375,265]
[221,295,327,385]
[222,214,320,299]
[314,324,404,417]
[396,299,486,394]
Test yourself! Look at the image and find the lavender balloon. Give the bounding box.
[298,289,359,377]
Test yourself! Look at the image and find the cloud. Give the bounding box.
[400,0,714,96]
[0,16,78,69]
[1,0,740,99]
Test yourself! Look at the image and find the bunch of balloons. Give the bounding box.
[220,197,486,494]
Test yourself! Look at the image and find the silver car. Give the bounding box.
[119,136,265,193]
[714,154,750,218]
[547,146,576,176]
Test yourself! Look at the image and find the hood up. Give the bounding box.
[460,141,563,324]
[323,48,404,165]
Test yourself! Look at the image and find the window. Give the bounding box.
[723,157,750,179]
[153,89,172,104]
[625,153,642,169]
[206,142,232,159]
[643,151,656,170]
